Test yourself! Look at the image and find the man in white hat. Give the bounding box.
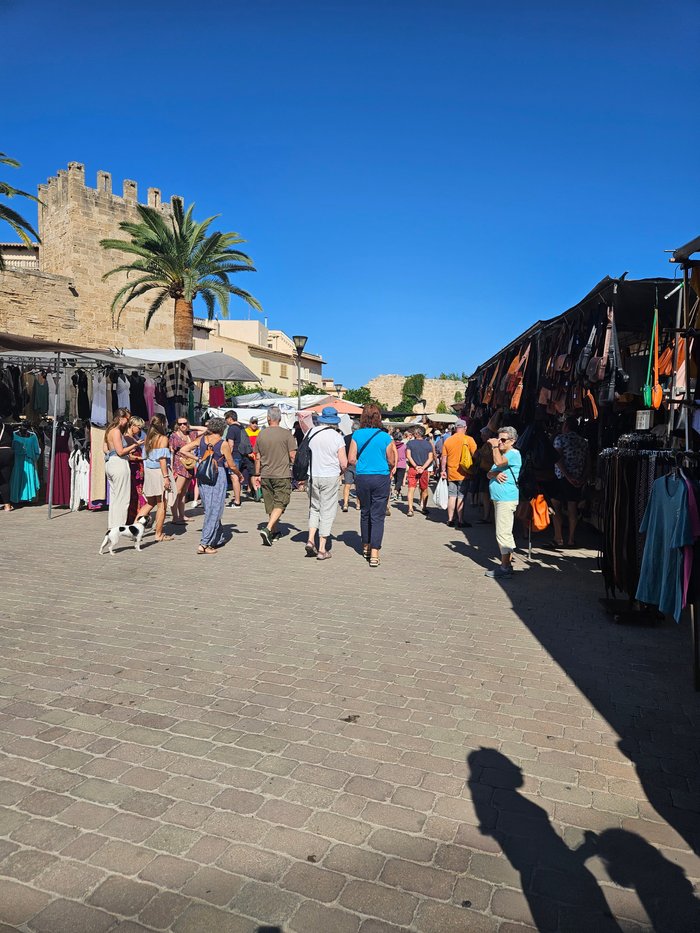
[305,406,347,560]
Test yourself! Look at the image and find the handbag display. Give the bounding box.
[588,307,613,383]
[576,321,598,379]
[642,308,663,410]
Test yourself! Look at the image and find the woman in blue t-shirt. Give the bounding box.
[349,404,396,567]
[486,425,521,580]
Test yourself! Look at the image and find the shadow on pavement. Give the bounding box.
[460,511,700,858]
[467,748,700,931]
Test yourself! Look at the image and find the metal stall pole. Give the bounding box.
[666,283,684,440]
[683,265,691,452]
[684,263,700,690]
[46,352,61,520]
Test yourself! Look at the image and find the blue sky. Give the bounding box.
[2,0,698,387]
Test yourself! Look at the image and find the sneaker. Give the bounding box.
[260,527,273,547]
[485,565,513,579]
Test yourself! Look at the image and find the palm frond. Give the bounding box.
[0,153,41,264]
[101,196,262,335]
[0,204,40,242]
[145,290,171,330]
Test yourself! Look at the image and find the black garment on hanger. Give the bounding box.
[129,372,148,419]
[109,370,119,414]
[72,369,91,420]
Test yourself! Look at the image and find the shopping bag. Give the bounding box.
[432,477,449,510]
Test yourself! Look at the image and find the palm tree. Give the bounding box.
[100,198,262,349]
[0,152,40,270]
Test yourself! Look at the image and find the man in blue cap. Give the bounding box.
[305,406,347,560]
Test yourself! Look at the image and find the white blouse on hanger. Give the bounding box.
[91,373,108,426]
[116,375,130,409]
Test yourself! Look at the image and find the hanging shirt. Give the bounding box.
[636,474,693,622]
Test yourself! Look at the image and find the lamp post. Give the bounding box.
[292,335,308,411]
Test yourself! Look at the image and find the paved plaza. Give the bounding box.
[1,492,699,932]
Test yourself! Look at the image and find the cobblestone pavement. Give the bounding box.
[1,490,699,933]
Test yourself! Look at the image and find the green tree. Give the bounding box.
[438,371,468,381]
[436,400,448,413]
[0,152,40,270]
[344,386,381,407]
[290,382,326,398]
[224,381,256,399]
[453,390,463,402]
[100,199,262,349]
[395,374,425,413]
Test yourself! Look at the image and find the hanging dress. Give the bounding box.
[32,375,49,416]
[72,369,91,420]
[144,378,156,419]
[91,373,108,425]
[10,431,40,503]
[116,375,131,410]
[129,373,148,419]
[48,369,66,419]
[48,426,73,507]
[0,424,14,506]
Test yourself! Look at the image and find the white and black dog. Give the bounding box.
[99,516,147,555]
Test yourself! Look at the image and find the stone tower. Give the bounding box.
[0,162,182,348]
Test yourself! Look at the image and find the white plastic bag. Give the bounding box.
[432,477,449,510]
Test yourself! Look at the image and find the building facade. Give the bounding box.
[0,162,178,348]
[193,318,331,391]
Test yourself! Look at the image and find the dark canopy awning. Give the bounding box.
[468,276,680,379]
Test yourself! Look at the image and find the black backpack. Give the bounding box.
[292,426,335,483]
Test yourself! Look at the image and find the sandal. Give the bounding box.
[317,551,332,561]
[156,535,174,542]
[369,556,381,568]
[196,545,218,555]
[362,546,371,560]
[305,543,318,557]
[407,511,414,517]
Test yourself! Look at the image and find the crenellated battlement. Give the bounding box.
[38,162,183,216]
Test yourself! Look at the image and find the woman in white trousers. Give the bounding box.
[103,407,141,528]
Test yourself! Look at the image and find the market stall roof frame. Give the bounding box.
[0,332,109,355]
[467,276,681,379]
[118,348,259,383]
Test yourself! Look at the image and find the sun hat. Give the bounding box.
[317,406,341,425]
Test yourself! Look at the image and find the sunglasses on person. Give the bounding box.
[177,422,189,427]
[497,436,512,444]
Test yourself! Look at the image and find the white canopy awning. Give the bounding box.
[119,348,258,382]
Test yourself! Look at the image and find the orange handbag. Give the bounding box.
[531,494,551,531]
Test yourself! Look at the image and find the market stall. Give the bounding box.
[465,268,700,688]
[0,339,259,518]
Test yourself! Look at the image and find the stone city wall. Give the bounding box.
[0,162,177,348]
[366,374,466,411]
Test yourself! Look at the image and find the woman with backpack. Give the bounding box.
[178,417,241,555]
[348,404,397,568]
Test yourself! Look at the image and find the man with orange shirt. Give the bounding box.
[440,419,477,528]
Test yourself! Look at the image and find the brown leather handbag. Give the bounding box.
[482,361,500,405]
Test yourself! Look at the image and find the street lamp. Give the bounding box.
[292,335,308,411]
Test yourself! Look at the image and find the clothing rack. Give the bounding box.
[598,447,700,691]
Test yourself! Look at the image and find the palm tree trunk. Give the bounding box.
[173,297,194,350]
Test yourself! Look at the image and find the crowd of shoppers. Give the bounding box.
[98,398,587,577]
